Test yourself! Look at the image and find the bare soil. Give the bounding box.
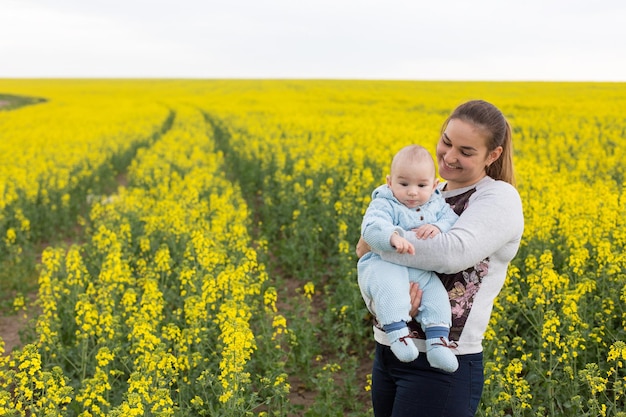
[0,313,28,354]
[0,292,39,355]
[275,271,374,413]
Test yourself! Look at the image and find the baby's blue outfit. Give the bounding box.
[358,184,458,343]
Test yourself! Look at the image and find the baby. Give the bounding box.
[358,144,458,372]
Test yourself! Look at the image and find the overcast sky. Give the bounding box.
[2,0,625,81]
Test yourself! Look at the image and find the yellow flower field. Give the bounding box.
[0,79,624,416]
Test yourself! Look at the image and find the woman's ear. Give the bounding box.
[487,146,503,166]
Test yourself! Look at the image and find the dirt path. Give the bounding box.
[0,293,39,355]
[0,313,29,354]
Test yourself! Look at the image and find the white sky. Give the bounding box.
[2,0,625,81]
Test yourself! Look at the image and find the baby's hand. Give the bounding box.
[413,224,441,240]
[390,232,415,254]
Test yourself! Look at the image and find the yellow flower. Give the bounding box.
[303,281,315,300]
[4,228,16,244]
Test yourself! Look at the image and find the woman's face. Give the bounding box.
[436,118,502,190]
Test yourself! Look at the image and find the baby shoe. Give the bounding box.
[387,328,419,362]
[425,337,459,372]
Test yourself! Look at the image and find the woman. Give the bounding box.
[356,99,524,416]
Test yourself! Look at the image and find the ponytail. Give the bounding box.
[486,120,515,186]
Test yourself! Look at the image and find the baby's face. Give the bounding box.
[386,161,437,209]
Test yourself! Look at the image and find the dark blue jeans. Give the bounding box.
[371,342,484,417]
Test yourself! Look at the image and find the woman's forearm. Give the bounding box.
[377,182,524,273]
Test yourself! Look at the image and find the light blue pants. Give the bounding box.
[358,252,451,328]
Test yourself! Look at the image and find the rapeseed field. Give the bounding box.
[0,79,624,416]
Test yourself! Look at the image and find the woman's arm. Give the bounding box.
[409,282,423,318]
[356,236,371,258]
[376,181,524,273]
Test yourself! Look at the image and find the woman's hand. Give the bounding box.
[356,236,371,258]
[409,282,423,318]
